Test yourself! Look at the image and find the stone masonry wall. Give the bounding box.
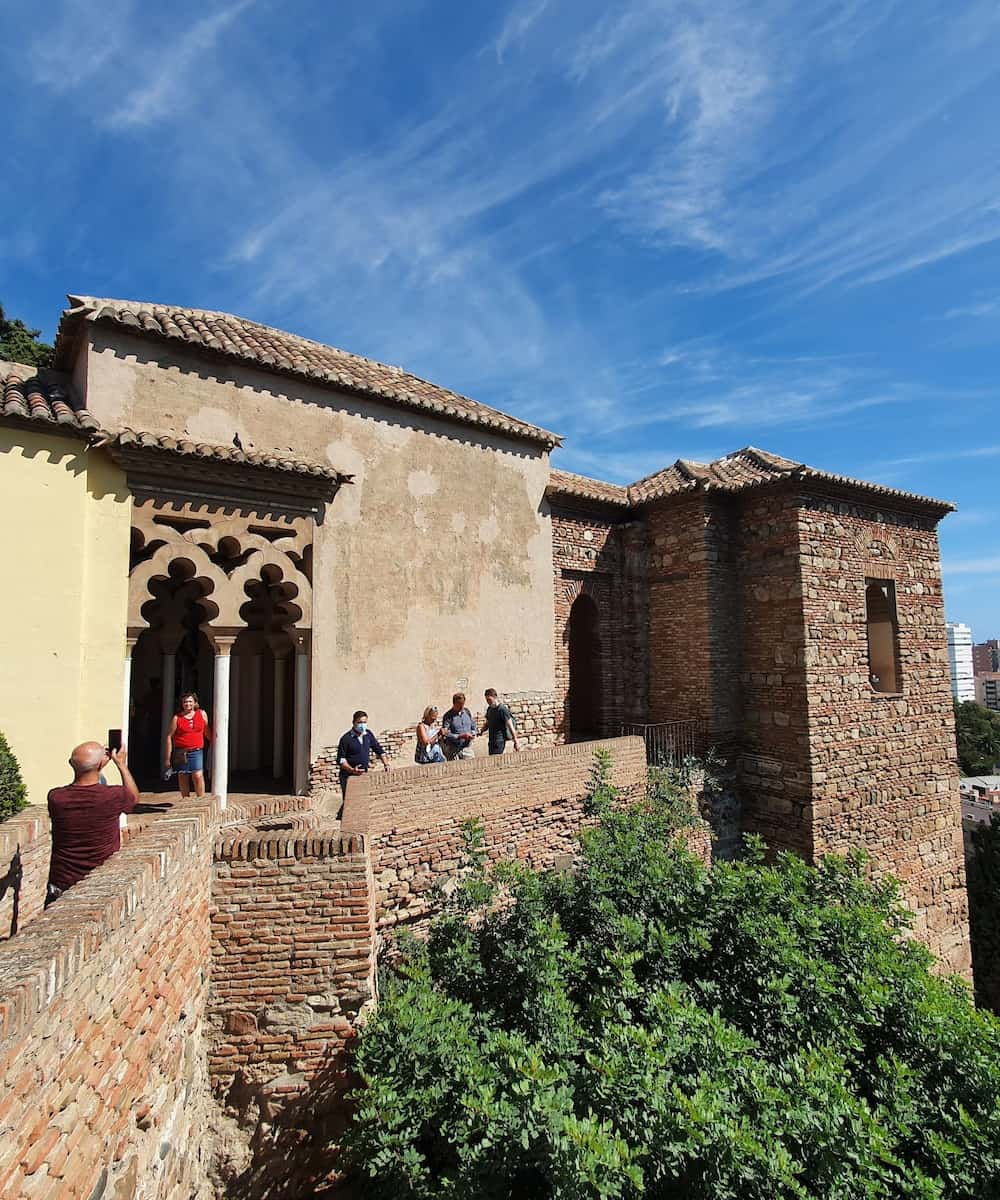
[0,794,221,1200]
[735,490,814,854]
[646,496,715,729]
[795,492,969,974]
[0,805,49,941]
[551,506,646,739]
[208,828,376,1197]
[341,737,648,929]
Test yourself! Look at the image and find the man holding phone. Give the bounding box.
[46,738,140,906]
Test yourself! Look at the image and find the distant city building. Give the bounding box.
[973,638,1000,675]
[946,622,976,702]
[975,672,1000,712]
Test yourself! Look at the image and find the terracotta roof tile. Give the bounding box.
[0,366,101,436]
[546,468,630,507]
[56,296,561,450]
[550,446,953,515]
[115,428,347,482]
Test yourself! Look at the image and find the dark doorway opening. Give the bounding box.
[568,593,602,741]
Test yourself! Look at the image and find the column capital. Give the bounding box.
[159,626,185,654]
[202,625,242,655]
[290,628,312,656]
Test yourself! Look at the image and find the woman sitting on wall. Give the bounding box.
[415,706,446,764]
[164,692,212,797]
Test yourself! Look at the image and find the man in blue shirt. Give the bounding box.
[337,710,390,803]
[442,692,477,759]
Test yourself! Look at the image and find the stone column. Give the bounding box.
[211,634,238,809]
[268,637,292,781]
[292,631,311,796]
[122,634,138,749]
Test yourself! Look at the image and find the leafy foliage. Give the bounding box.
[0,730,28,820]
[344,763,1000,1199]
[954,701,1000,776]
[0,302,53,370]
[968,814,1000,1014]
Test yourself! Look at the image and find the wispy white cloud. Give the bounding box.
[870,445,1000,471]
[941,298,1000,320]
[110,0,255,128]
[494,0,549,63]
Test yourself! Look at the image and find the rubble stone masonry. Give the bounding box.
[795,493,969,974]
[208,827,377,1194]
[341,736,650,930]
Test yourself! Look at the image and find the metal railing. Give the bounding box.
[621,718,711,766]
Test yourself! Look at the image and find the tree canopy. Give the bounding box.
[344,765,1000,1199]
[955,701,1000,777]
[0,303,53,370]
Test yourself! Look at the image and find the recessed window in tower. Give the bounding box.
[865,580,901,694]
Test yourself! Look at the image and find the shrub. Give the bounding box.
[343,762,1000,1199]
[968,814,1000,1014]
[0,730,27,821]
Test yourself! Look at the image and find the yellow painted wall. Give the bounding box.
[0,428,131,806]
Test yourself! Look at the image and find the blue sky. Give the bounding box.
[4,1,1000,638]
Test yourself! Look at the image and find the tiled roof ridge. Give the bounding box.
[548,445,953,513]
[57,295,562,450]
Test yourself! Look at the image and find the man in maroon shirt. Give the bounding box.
[46,742,139,905]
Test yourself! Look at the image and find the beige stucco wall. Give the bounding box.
[80,328,555,752]
[0,426,131,805]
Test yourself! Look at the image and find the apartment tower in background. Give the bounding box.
[947,621,976,702]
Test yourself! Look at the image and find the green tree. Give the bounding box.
[0,730,28,820]
[968,814,1000,1014]
[343,768,1000,1199]
[0,303,53,370]
[955,701,1000,776]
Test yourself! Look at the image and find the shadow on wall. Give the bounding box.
[218,1052,358,1200]
[0,847,22,938]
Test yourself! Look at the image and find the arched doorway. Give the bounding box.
[128,559,219,789]
[568,592,602,741]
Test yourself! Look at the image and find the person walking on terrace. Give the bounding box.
[442,692,477,759]
[337,710,390,803]
[415,705,446,764]
[482,688,520,756]
[164,692,211,797]
[47,741,140,906]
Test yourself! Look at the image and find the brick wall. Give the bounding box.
[0,793,221,1200]
[0,805,49,941]
[551,505,646,739]
[735,490,813,853]
[646,496,715,728]
[208,827,376,1196]
[795,493,969,974]
[341,736,648,929]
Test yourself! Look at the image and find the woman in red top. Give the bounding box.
[164,692,212,797]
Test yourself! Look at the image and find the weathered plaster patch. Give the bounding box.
[478,515,499,544]
[407,470,439,499]
[184,404,243,445]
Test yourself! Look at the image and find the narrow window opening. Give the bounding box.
[865,580,901,693]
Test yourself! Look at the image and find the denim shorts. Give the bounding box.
[181,748,204,773]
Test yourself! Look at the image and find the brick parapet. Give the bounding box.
[0,791,225,1199]
[208,829,377,1193]
[0,804,50,940]
[341,737,648,930]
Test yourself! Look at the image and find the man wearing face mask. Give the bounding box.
[336,710,390,806]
